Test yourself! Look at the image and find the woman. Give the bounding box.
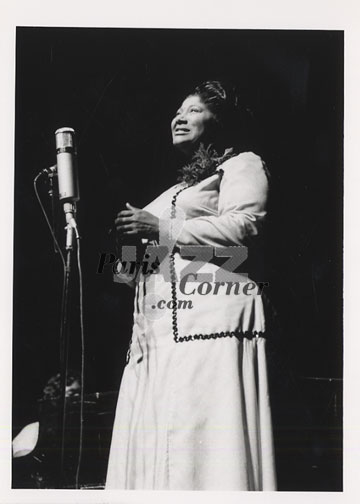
[106,81,277,490]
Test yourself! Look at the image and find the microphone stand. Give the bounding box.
[59,203,79,487]
[37,127,82,488]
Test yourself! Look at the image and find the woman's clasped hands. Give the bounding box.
[115,202,159,240]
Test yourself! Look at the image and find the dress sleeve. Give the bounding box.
[176,152,269,247]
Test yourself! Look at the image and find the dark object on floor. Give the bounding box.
[12,391,118,489]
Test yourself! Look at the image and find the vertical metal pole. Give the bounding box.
[59,228,74,487]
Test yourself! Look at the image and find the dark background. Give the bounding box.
[13,27,343,490]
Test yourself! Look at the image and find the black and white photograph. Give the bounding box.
[2,1,359,501]
[11,26,343,492]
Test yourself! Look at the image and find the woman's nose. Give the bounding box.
[176,112,187,123]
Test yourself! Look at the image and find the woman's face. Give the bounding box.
[171,95,216,155]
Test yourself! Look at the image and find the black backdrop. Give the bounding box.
[13,27,343,488]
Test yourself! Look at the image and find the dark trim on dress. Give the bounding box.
[169,182,265,344]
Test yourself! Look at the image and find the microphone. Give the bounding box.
[55,127,80,243]
[55,127,79,203]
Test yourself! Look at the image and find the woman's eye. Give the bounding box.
[190,108,201,113]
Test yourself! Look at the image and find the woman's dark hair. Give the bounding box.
[192,80,237,127]
[177,80,256,184]
[189,80,250,152]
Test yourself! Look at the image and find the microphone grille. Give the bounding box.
[55,127,76,151]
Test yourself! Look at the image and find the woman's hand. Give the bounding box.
[115,202,159,240]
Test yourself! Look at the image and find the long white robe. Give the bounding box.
[106,152,277,490]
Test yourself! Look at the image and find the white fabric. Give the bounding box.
[12,422,39,458]
[106,152,277,490]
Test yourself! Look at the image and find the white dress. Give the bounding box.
[106,152,277,490]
